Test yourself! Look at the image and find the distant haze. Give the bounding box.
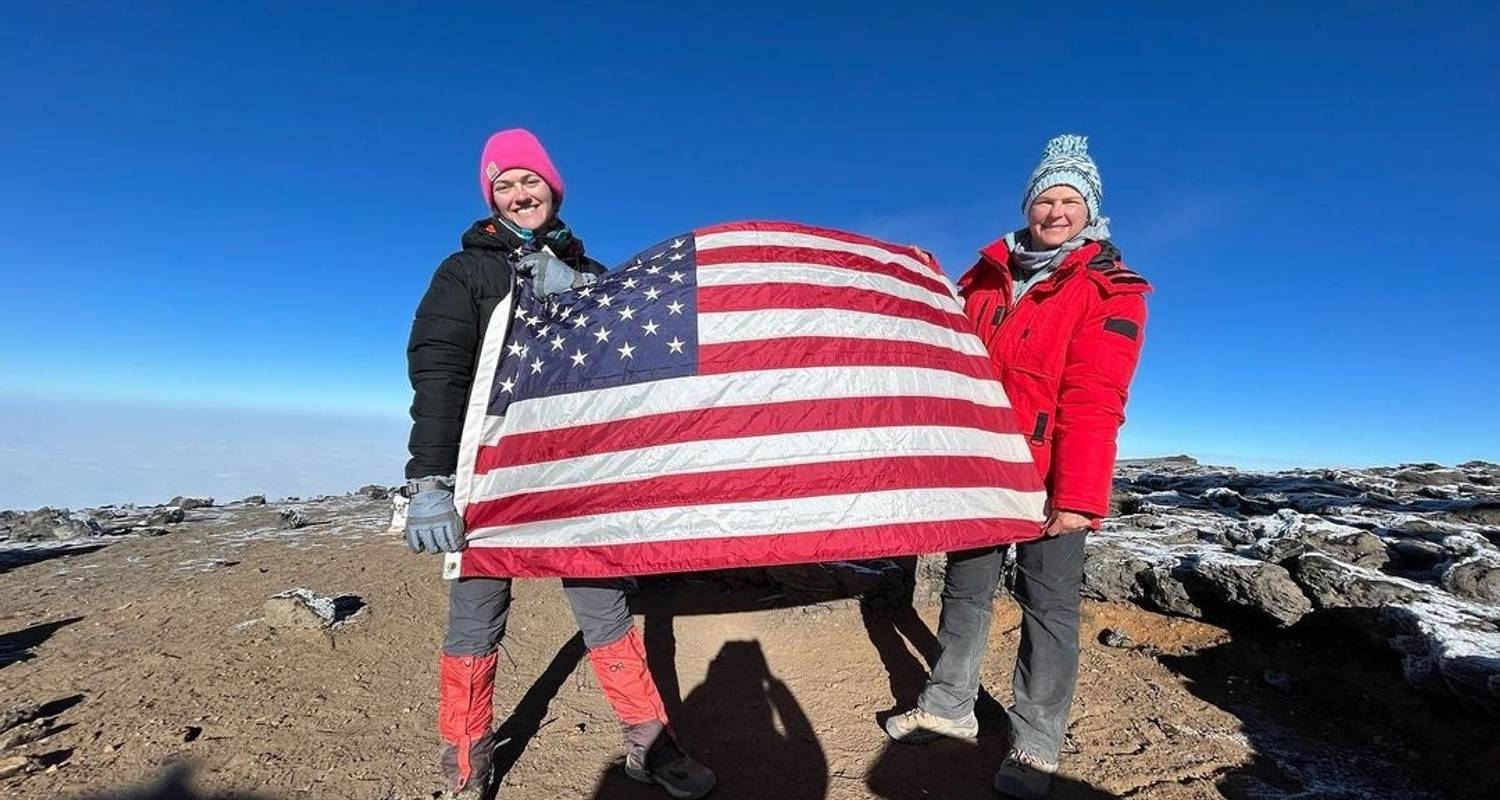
[0,396,407,509]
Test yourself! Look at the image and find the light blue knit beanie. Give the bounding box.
[1022,134,1103,221]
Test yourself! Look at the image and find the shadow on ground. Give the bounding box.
[70,762,277,799]
[1158,620,1500,800]
[1,616,83,669]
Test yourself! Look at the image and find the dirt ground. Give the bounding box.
[2,497,1497,799]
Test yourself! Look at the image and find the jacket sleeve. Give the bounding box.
[405,256,482,480]
[1049,289,1148,517]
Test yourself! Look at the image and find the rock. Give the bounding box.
[1263,670,1294,692]
[264,588,365,631]
[767,560,907,602]
[1386,538,1446,571]
[1289,553,1422,609]
[1243,511,1390,569]
[278,508,308,530]
[0,719,48,751]
[0,508,103,542]
[239,494,267,506]
[356,485,391,501]
[1392,467,1468,487]
[1110,490,1143,516]
[1440,558,1500,603]
[180,725,202,743]
[1437,502,1500,527]
[0,705,39,735]
[1182,555,1312,628]
[1098,628,1133,649]
[168,496,214,510]
[137,526,171,538]
[0,755,34,779]
[143,507,186,526]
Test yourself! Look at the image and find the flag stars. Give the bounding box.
[646,265,663,275]
[507,340,526,358]
[529,358,545,374]
[570,349,588,367]
[499,376,515,394]
[667,300,685,315]
[671,238,686,249]
[643,287,662,301]
[596,294,613,307]
[572,314,591,328]
[578,286,594,297]
[622,278,638,289]
[550,334,567,351]
[668,271,685,283]
[641,320,660,336]
[593,326,613,344]
[668,252,685,262]
[618,306,636,321]
[666,337,686,354]
[617,342,636,360]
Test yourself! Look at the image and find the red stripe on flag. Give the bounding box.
[697,337,997,380]
[477,395,1021,471]
[694,220,938,274]
[466,455,1041,529]
[696,244,952,300]
[458,516,1044,578]
[699,283,970,334]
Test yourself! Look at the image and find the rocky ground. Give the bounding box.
[2,462,1498,799]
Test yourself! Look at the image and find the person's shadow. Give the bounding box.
[859,585,1116,799]
[590,638,828,800]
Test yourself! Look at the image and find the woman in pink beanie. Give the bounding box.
[403,129,716,799]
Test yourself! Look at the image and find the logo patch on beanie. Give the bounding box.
[486,163,501,183]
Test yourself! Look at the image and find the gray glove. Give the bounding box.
[516,251,597,298]
[404,478,465,553]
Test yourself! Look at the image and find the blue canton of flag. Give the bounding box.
[486,234,701,417]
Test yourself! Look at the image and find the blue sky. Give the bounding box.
[2,2,1497,507]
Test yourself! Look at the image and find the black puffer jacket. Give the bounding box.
[405,218,606,479]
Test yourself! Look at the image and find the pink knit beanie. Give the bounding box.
[478,129,565,211]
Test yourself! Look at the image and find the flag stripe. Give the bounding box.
[468,455,1042,529]
[465,485,1046,549]
[696,242,953,302]
[698,262,959,313]
[695,225,940,281]
[700,308,989,357]
[478,395,1022,471]
[458,517,1044,578]
[487,365,1009,439]
[697,337,996,380]
[469,426,1033,502]
[698,282,971,335]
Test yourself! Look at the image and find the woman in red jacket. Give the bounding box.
[883,135,1149,800]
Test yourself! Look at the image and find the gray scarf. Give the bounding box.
[1006,216,1112,302]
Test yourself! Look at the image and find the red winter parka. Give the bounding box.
[956,236,1150,519]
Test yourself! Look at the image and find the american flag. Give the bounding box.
[447,221,1046,579]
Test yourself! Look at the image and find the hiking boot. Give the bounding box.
[994,747,1059,799]
[624,728,716,799]
[882,706,979,743]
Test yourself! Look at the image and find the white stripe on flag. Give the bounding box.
[699,308,988,357]
[469,425,1032,501]
[697,262,964,314]
[488,365,1009,439]
[467,485,1047,548]
[695,230,948,290]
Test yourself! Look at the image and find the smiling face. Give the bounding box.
[491,168,556,232]
[1026,185,1090,248]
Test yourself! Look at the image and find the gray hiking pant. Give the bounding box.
[443,576,634,655]
[917,531,1087,762]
